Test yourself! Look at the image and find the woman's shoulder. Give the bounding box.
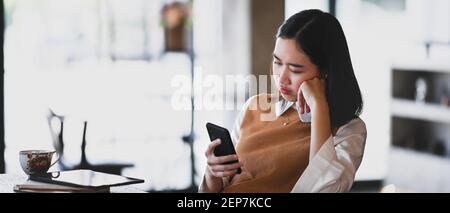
[331,117,367,147]
[336,117,367,136]
[245,93,275,102]
[244,93,278,109]
[244,93,278,107]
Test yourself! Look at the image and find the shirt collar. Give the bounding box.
[275,98,298,117]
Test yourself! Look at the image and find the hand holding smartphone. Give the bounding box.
[206,122,241,174]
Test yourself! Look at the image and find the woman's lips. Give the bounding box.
[280,87,291,95]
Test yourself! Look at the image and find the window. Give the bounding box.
[4,0,249,191]
[3,0,190,191]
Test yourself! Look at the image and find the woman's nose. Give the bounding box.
[279,68,290,85]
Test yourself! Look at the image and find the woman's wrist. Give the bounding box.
[203,168,224,192]
[309,98,332,160]
[310,98,328,114]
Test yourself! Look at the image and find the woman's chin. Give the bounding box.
[280,94,297,102]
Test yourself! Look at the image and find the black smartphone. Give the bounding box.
[206,122,241,174]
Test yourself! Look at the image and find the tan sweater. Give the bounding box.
[222,94,311,193]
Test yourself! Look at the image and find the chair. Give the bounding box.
[47,109,133,175]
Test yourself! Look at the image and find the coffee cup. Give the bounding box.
[19,150,59,176]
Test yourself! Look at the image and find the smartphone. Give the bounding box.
[206,122,241,174]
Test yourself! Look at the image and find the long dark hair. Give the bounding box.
[277,9,363,128]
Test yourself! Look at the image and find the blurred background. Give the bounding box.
[1,0,450,192]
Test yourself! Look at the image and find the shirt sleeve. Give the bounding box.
[230,95,254,147]
[291,118,367,193]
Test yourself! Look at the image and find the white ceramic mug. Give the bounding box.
[19,150,59,176]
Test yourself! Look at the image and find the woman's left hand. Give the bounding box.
[297,77,327,115]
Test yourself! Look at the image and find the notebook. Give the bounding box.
[14,180,110,193]
[28,169,144,188]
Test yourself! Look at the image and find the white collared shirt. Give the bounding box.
[230,96,367,192]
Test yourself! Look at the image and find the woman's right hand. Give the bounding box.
[202,139,242,192]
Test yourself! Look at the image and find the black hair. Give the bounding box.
[277,9,363,128]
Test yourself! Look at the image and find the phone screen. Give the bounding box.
[206,122,241,175]
[206,123,236,157]
[206,123,241,174]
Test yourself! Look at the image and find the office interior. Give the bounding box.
[1,0,450,193]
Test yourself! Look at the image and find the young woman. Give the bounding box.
[200,9,366,193]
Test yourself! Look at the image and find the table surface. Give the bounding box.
[0,173,146,193]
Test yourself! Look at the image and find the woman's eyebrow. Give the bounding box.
[273,54,304,68]
[273,53,281,61]
[288,63,304,68]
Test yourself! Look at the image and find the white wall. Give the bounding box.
[285,0,328,19]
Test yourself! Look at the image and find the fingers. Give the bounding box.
[210,161,243,173]
[205,139,222,157]
[298,85,310,114]
[209,162,242,178]
[298,77,325,115]
[207,154,239,165]
[207,158,243,178]
[300,94,305,114]
[209,168,239,178]
[305,103,310,113]
[297,86,304,114]
[301,82,310,113]
[205,139,243,178]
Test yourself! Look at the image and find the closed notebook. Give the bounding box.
[28,169,144,188]
[13,180,110,193]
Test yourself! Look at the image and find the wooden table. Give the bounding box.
[0,174,146,193]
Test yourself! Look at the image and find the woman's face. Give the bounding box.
[272,38,319,102]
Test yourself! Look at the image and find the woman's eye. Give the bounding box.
[273,61,282,65]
